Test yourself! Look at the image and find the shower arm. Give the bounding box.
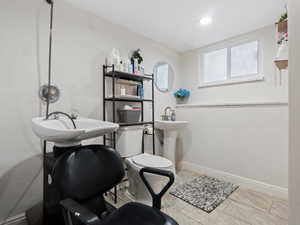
[45,0,54,117]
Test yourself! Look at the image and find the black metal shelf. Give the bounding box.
[119,121,154,127]
[105,97,153,102]
[102,64,155,204]
[105,70,153,82]
[102,64,155,150]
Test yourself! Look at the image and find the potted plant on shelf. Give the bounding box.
[130,49,144,75]
[174,88,190,104]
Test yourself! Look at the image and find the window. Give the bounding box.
[203,48,227,83]
[200,40,262,87]
[231,41,258,77]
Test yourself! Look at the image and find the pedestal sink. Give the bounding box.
[155,120,188,165]
[32,117,119,147]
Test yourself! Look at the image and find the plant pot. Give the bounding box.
[176,97,189,104]
[276,41,288,61]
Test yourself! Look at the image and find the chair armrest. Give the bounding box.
[139,167,175,210]
[60,199,103,225]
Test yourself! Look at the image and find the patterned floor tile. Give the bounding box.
[175,169,202,185]
[105,169,288,225]
[224,199,287,225]
[270,198,288,220]
[181,200,250,225]
[162,193,190,210]
[163,206,204,225]
[229,188,273,212]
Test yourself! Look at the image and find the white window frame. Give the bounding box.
[198,39,264,88]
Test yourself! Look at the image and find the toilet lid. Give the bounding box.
[132,153,172,168]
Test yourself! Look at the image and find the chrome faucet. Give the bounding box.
[70,112,79,120]
[161,106,173,121]
[70,108,79,120]
[164,106,172,116]
[47,111,77,129]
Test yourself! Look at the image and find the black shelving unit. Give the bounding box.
[102,64,156,202]
[105,97,153,102]
[105,70,153,81]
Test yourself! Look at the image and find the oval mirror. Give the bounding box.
[153,62,174,92]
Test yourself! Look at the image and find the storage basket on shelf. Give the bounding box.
[118,106,141,123]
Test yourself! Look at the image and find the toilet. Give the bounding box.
[117,126,175,206]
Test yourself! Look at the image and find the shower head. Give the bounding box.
[46,0,53,4]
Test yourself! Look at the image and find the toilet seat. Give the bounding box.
[132,153,172,168]
[126,153,175,206]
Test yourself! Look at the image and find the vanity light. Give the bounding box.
[200,17,212,25]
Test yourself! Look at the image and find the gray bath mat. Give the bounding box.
[170,175,238,213]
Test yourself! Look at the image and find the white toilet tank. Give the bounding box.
[116,126,144,157]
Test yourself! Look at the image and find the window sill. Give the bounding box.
[198,75,264,88]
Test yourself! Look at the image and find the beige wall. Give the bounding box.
[0,0,292,220]
[176,26,288,193]
[0,0,180,221]
[289,0,300,224]
[179,25,288,103]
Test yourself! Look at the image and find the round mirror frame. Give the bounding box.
[153,62,174,93]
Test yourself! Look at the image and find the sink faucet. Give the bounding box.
[161,106,173,121]
[47,111,77,129]
[164,106,172,116]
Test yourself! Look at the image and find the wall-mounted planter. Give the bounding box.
[176,97,189,104]
[276,20,288,33]
[274,19,288,86]
[275,60,288,70]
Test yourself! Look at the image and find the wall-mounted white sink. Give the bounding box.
[32,117,119,147]
[155,120,188,131]
[155,120,188,166]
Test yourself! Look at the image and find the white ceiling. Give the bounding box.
[66,0,287,52]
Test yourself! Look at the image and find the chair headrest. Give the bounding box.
[52,145,125,201]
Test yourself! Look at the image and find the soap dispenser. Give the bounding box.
[171,110,176,121]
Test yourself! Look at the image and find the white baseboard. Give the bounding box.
[179,161,288,199]
[0,214,27,225]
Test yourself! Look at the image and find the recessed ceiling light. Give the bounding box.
[200,17,212,25]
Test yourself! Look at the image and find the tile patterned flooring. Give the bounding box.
[105,169,288,225]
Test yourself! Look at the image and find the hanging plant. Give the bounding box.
[278,4,288,23]
[130,49,143,65]
[277,32,288,45]
[279,12,288,23]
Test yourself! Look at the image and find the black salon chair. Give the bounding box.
[52,145,178,225]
